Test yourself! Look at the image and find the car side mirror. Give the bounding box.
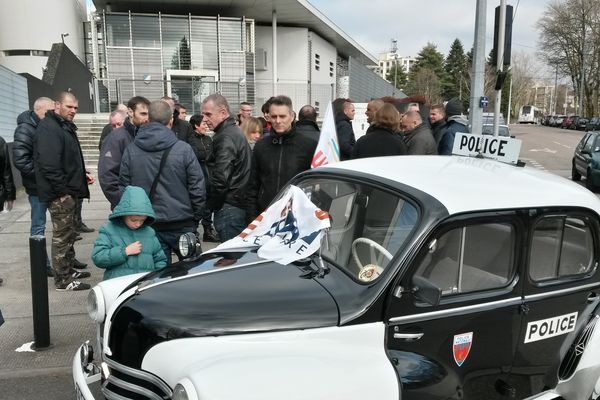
[411,275,442,306]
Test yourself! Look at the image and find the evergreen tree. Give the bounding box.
[171,36,191,70]
[410,42,446,79]
[386,63,408,89]
[442,39,468,100]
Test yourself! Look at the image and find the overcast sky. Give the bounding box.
[309,0,544,62]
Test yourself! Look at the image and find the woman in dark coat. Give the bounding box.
[351,103,407,159]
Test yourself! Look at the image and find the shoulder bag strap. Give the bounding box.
[149,145,173,201]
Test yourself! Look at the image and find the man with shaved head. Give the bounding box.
[365,99,385,134]
[12,96,56,277]
[34,92,93,291]
[400,110,437,155]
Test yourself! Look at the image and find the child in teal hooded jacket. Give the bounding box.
[92,186,167,280]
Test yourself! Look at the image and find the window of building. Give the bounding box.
[329,61,334,77]
[3,50,32,56]
[530,216,595,281]
[416,222,514,295]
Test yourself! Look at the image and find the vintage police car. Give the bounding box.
[74,156,600,400]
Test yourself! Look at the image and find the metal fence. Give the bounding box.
[96,78,252,114]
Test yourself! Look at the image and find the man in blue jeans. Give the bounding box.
[202,94,252,242]
[13,97,88,278]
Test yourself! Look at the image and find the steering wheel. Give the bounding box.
[352,238,393,281]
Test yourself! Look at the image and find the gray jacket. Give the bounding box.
[403,123,438,155]
[119,122,206,230]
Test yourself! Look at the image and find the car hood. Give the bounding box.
[107,252,339,368]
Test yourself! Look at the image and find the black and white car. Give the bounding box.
[74,156,600,400]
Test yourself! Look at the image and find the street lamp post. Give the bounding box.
[61,32,69,44]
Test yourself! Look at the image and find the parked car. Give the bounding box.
[573,131,600,191]
[562,115,578,129]
[553,115,566,127]
[482,112,506,125]
[587,117,600,132]
[542,115,553,126]
[481,124,510,137]
[572,117,588,131]
[74,156,600,400]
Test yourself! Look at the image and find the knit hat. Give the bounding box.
[445,98,463,117]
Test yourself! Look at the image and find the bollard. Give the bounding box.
[29,235,51,349]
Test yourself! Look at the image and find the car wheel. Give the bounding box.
[586,170,596,191]
[572,162,581,181]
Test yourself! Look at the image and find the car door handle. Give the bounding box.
[588,292,598,303]
[393,332,424,341]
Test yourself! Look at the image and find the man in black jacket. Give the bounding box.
[333,98,356,160]
[12,97,56,276]
[119,100,205,264]
[295,105,320,143]
[34,92,92,291]
[99,96,149,209]
[202,94,252,242]
[247,96,317,219]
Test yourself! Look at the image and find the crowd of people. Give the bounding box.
[1,90,468,290]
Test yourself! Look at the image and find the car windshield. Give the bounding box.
[295,177,419,283]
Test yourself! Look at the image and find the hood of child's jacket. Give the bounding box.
[133,122,179,152]
[110,185,156,224]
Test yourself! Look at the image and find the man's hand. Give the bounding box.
[125,241,143,256]
[86,173,96,185]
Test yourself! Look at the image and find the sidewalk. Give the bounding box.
[0,180,110,381]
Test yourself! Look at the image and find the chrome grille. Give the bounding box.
[558,314,599,380]
[102,357,172,400]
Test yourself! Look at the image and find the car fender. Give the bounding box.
[142,322,400,400]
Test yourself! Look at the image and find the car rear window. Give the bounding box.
[529,216,595,281]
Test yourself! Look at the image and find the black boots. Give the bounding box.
[202,225,220,242]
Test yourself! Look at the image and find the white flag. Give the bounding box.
[203,186,330,265]
[311,102,340,168]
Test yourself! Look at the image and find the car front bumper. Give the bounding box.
[72,342,101,400]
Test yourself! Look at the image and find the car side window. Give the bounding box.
[577,134,590,151]
[583,135,594,153]
[415,222,514,296]
[530,216,595,281]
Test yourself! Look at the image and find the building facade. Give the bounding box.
[0,0,87,79]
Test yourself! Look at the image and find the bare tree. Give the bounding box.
[509,52,542,118]
[537,0,600,116]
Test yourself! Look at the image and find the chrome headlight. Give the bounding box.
[172,378,198,400]
[178,232,198,259]
[87,286,105,323]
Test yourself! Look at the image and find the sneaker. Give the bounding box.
[74,234,83,241]
[203,225,220,243]
[71,270,91,279]
[77,223,95,233]
[56,280,91,291]
[73,259,88,269]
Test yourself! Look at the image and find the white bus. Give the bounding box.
[518,105,543,124]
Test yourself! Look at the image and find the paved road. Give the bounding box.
[511,123,586,178]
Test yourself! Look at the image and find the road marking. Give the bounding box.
[552,141,572,149]
[521,158,547,171]
[529,148,557,154]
